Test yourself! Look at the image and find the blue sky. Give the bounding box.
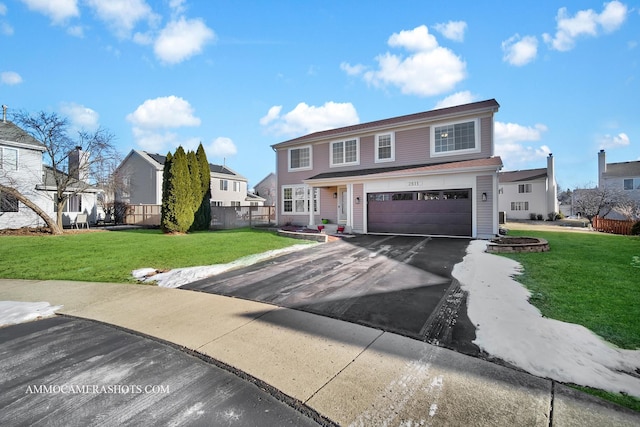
[1,1,638,191]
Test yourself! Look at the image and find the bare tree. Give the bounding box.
[572,186,626,225]
[613,197,640,221]
[94,153,131,224]
[14,110,119,228]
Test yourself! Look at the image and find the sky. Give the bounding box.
[0,0,638,191]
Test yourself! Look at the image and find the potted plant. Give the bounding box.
[321,218,329,224]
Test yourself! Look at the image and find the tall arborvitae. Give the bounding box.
[194,143,211,230]
[160,152,173,233]
[162,146,194,233]
[186,149,201,231]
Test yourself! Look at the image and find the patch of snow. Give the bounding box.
[453,240,640,397]
[0,301,62,327]
[135,243,316,288]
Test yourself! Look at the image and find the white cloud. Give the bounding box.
[433,20,467,42]
[66,25,83,37]
[127,96,201,152]
[261,101,359,137]
[60,102,99,131]
[434,91,477,109]
[350,25,466,97]
[494,121,550,167]
[86,0,155,39]
[0,4,6,15]
[502,34,538,66]
[21,0,79,24]
[543,1,628,51]
[1,21,13,36]
[1,71,22,85]
[208,137,237,158]
[154,17,215,64]
[340,62,367,76]
[598,132,630,149]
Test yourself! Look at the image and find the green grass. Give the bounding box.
[501,229,640,411]
[0,228,308,283]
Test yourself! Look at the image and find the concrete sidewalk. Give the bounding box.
[1,279,638,426]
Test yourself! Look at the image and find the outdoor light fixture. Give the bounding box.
[333,192,337,198]
[355,197,361,204]
[482,192,487,201]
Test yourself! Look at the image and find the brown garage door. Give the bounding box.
[367,189,472,236]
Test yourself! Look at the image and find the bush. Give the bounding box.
[547,212,559,221]
[529,213,538,220]
[537,214,544,221]
[631,221,640,236]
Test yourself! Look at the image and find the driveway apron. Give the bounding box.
[182,235,478,355]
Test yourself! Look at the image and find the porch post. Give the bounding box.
[307,184,315,227]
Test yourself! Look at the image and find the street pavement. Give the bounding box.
[1,278,639,426]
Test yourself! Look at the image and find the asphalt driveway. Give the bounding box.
[182,235,479,355]
[0,316,327,427]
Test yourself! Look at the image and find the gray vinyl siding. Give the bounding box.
[476,175,495,238]
[352,183,364,232]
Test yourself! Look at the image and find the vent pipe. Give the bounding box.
[2,105,7,123]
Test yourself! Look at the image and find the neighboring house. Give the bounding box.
[271,99,503,238]
[116,150,263,207]
[498,153,559,220]
[254,172,276,206]
[0,120,100,228]
[598,149,640,219]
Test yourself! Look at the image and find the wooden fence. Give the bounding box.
[592,216,635,235]
[123,204,276,230]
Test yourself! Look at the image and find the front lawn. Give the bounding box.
[0,228,308,283]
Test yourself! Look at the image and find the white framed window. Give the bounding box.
[431,119,479,156]
[623,178,640,190]
[0,146,18,170]
[54,194,83,213]
[281,185,319,214]
[0,191,18,212]
[518,184,532,193]
[510,201,529,211]
[220,179,228,191]
[288,146,312,171]
[212,201,223,206]
[375,133,395,163]
[233,181,241,192]
[330,138,359,167]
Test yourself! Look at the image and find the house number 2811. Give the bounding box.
[408,181,421,187]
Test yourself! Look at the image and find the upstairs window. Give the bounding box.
[432,120,479,156]
[220,180,228,191]
[330,138,359,167]
[623,178,640,190]
[518,184,532,193]
[289,146,311,171]
[0,146,18,170]
[375,133,395,163]
[233,181,241,192]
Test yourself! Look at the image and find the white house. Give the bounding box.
[598,149,640,219]
[0,119,100,229]
[498,153,559,220]
[116,150,264,208]
[254,172,276,206]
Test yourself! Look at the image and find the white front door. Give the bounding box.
[338,187,348,223]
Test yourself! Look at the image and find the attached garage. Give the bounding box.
[367,189,472,236]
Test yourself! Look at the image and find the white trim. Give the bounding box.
[288,145,312,171]
[330,138,360,168]
[374,132,395,163]
[430,118,480,158]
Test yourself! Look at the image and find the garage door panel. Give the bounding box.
[367,190,472,236]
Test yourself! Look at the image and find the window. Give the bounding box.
[623,178,640,190]
[375,133,395,162]
[289,146,311,170]
[510,201,529,211]
[233,181,241,192]
[443,190,469,199]
[432,120,478,155]
[212,201,223,207]
[330,138,359,167]
[0,146,18,170]
[220,180,228,191]
[282,185,319,214]
[54,195,82,213]
[518,184,532,193]
[0,191,18,212]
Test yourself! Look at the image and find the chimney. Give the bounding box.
[598,149,606,188]
[547,153,558,214]
[69,146,90,182]
[2,105,7,123]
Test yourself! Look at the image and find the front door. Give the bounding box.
[338,187,348,223]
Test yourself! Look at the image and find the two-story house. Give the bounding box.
[498,153,559,220]
[598,149,640,219]
[271,99,503,238]
[116,150,264,208]
[1,120,100,229]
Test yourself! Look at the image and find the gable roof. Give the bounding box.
[38,165,101,193]
[0,120,46,151]
[142,151,242,177]
[603,161,640,178]
[272,99,500,148]
[498,168,547,183]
